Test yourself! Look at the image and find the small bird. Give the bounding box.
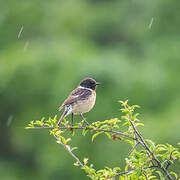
[58,78,100,126]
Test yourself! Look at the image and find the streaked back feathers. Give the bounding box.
[59,78,99,111]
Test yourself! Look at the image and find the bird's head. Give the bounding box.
[79,78,100,90]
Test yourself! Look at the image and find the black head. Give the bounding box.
[79,78,100,90]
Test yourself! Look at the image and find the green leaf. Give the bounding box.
[126,140,134,145]
[41,117,45,122]
[92,132,102,142]
[24,126,33,129]
[119,176,125,180]
[74,161,80,167]
[120,108,129,113]
[134,152,141,160]
[36,120,42,125]
[83,158,88,165]
[64,138,71,144]
[71,147,78,151]
[156,144,167,151]
[156,171,165,180]
[122,121,130,126]
[156,147,166,152]
[145,139,156,150]
[59,136,66,144]
[53,115,57,122]
[132,105,140,109]
[82,128,89,136]
[72,129,75,136]
[105,166,112,171]
[135,123,144,127]
[136,168,141,178]
[148,176,157,180]
[87,125,95,129]
[124,99,129,104]
[166,143,173,152]
[119,100,125,104]
[104,132,111,140]
[99,124,108,129]
[169,171,178,179]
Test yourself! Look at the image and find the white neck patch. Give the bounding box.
[78,86,92,91]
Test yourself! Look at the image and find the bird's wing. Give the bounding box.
[59,87,92,111]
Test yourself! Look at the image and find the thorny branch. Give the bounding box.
[165,152,173,170]
[55,135,85,168]
[55,134,132,180]
[123,104,173,180]
[29,125,134,140]
[28,120,174,180]
[107,170,135,180]
[26,101,179,180]
[109,165,159,180]
[129,120,173,180]
[128,142,140,156]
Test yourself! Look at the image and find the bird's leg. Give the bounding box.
[71,113,74,127]
[69,113,74,133]
[80,113,90,126]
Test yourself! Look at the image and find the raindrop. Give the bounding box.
[7,115,13,127]
[148,17,154,29]
[18,25,24,39]
[24,41,29,52]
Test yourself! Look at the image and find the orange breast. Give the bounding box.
[72,91,96,115]
[92,90,96,95]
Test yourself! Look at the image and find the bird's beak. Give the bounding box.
[96,82,100,86]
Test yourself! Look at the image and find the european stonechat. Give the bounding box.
[58,78,100,126]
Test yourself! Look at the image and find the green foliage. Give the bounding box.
[26,100,180,180]
[1,1,180,179]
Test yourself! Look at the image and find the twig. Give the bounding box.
[143,172,148,180]
[128,142,140,156]
[112,165,159,180]
[107,170,134,179]
[54,135,95,178]
[28,125,135,140]
[26,103,175,180]
[55,133,136,180]
[129,119,172,180]
[143,165,158,169]
[165,152,173,170]
[122,104,173,180]
[55,135,85,168]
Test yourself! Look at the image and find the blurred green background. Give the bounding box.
[0,0,180,179]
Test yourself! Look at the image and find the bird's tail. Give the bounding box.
[58,105,72,126]
[58,109,67,126]
[59,104,64,111]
